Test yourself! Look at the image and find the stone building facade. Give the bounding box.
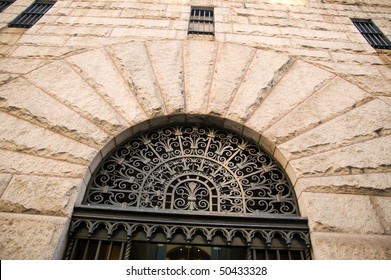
[0,0,390,259]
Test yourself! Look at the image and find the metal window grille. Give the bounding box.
[8,1,54,28]
[188,7,214,35]
[64,123,311,260]
[352,19,391,50]
[0,0,14,12]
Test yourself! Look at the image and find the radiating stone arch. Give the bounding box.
[1,40,390,260]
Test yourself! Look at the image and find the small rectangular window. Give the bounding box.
[8,1,54,28]
[352,19,391,50]
[0,0,15,12]
[188,7,214,35]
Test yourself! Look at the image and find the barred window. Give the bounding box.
[64,123,311,260]
[8,1,54,28]
[0,0,14,12]
[352,19,391,50]
[188,7,214,35]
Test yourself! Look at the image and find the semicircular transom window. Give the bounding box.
[85,124,298,216]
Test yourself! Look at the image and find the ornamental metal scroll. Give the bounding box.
[85,124,298,215]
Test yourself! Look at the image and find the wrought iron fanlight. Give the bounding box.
[84,124,298,216]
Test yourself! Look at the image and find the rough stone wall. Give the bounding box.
[0,0,390,259]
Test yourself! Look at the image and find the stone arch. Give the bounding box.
[1,40,390,259]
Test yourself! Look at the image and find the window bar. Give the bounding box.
[276,250,281,260]
[300,250,305,260]
[288,250,292,260]
[82,240,91,260]
[119,242,126,260]
[107,242,114,260]
[94,240,102,260]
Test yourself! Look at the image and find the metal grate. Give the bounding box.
[8,1,54,28]
[85,124,299,216]
[0,0,14,12]
[188,7,214,35]
[352,19,391,50]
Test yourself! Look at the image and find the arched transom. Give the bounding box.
[85,124,298,215]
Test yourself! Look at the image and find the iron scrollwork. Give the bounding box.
[85,125,298,215]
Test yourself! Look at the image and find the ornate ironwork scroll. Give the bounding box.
[85,124,298,215]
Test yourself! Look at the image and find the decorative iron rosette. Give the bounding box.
[85,124,298,215]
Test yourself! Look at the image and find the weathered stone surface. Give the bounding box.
[295,173,391,197]
[0,213,67,259]
[108,42,165,117]
[0,111,97,165]
[0,149,85,177]
[183,40,218,114]
[0,173,12,197]
[246,60,335,133]
[0,175,81,216]
[226,50,292,123]
[0,58,48,74]
[278,99,391,160]
[301,192,385,234]
[289,135,391,178]
[311,232,391,260]
[207,43,255,116]
[66,48,147,124]
[0,78,110,146]
[369,196,391,234]
[263,77,372,145]
[146,41,185,114]
[25,61,128,135]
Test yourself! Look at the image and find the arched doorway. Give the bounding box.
[64,122,311,260]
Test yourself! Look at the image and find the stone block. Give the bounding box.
[289,135,391,177]
[0,111,97,165]
[26,61,128,135]
[0,149,86,178]
[0,213,67,259]
[370,196,391,234]
[301,192,385,234]
[207,43,255,116]
[183,40,218,114]
[278,99,391,160]
[246,60,334,133]
[0,78,110,147]
[108,42,165,117]
[311,232,391,260]
[227,50,292,123]
[67,48,147,124]
[0,58,48,74]
[295,173,391,197]
[146,41,185,114]
[0,175,81,216]
[17,35,69,47]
